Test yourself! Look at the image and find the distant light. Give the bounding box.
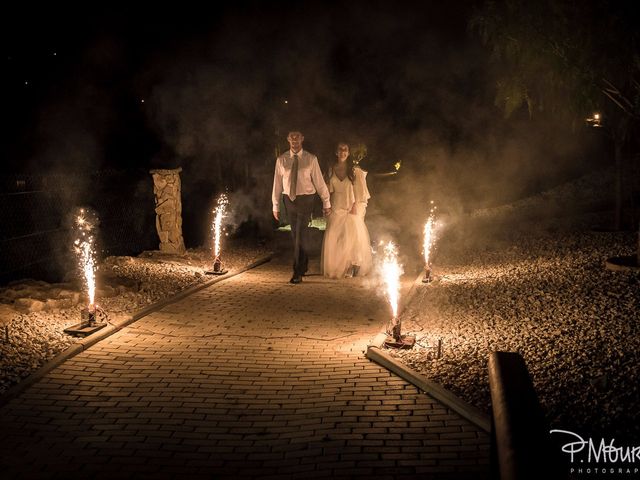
[586,111,602,127]
[284,100,288,104]
[24,81,29,85]
[141,99,145,103]
[53,52,57,56]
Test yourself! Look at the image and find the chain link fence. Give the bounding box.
[0,169,158,285]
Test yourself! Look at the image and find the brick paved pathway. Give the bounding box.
[0,255,489,479]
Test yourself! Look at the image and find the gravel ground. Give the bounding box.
[0,239,271,396]
[1,167,638,446]
[387,212,639,442]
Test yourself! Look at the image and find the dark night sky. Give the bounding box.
[3,1,482,168]
[3,3,217,170]
[3,0,604,217]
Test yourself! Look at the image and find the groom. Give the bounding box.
[272,131,332,284]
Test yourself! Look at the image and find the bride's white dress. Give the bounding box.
[321,170,373,279]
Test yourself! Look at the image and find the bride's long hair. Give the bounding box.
[332,142,356,184]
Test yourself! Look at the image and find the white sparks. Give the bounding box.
[74,209,97,308]
[382,241,402,318]
[80,241,96,306]
[423,202,437,267]
[212,194,228,258]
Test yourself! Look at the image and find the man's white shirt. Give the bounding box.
[272,149,331,213]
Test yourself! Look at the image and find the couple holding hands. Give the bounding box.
[272,131,373,284]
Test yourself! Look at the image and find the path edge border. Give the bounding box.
[0,253,273,407]
[366,273,491,434]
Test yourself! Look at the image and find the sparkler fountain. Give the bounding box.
[64,208,107,336]
[422,202,437,283]
[382,241,415,349]
[206,194,229,275]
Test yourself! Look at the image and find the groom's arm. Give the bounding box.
[272,157,283,220]
[310,156,331,215]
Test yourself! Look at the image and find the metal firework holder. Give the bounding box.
[64,304,108,337]
[383,316,415,349]
[422,265,433,283]
[206,255,228,275]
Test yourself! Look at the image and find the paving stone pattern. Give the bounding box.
[0,256,489,479]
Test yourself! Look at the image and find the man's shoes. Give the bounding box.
[345,265,360,278]
[290,276,302,284]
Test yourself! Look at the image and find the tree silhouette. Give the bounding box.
[470,0,639,242]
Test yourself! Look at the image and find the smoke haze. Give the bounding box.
[5,2,609,251]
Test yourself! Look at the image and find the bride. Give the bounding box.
[321,142,373,279]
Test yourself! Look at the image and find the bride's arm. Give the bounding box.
[348,182,356,214]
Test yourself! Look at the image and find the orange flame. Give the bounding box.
[382,241,402,318]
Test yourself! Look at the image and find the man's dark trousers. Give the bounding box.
[283,194,314,278]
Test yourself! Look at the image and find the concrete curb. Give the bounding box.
[366,272,492,434]
[605,255,640,272]
[0,253,273,407]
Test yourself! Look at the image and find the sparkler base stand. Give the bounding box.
[422,267,433,283]
[64,307,107,337]
[383,317,416,349]
[206,257,228,275]
[64,322,107,337]
[383,334,416,349]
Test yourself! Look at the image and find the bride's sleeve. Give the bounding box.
[348,181,355,207]
[355,168,371,202]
